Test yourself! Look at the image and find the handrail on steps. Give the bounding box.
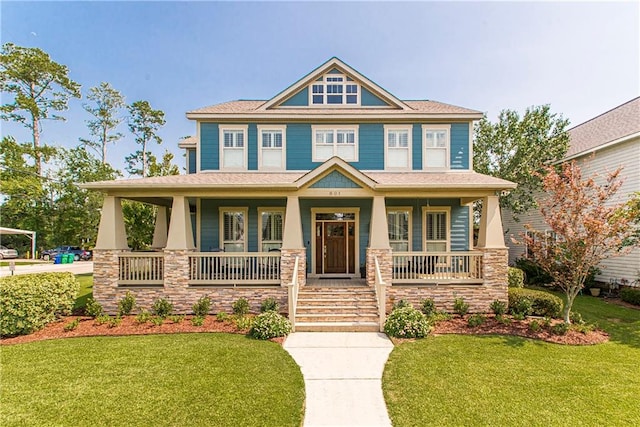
[285,256,300,332]
[374,256,387,332]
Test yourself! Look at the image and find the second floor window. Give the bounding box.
[220,126,247,170]
[385,126,411,170]
[259,126,286,170]
[310,73,359,105]
[313,126,358,162]
[423,125,450,170]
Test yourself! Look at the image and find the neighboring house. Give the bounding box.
[504,97,640,284]
[84,58,515,331]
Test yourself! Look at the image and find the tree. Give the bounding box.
[474,105,570,218]
[524,162,637,323]
[79,82,125,164]
[0,43,81,175]
[148,150,180,177]
[125,100,165,177]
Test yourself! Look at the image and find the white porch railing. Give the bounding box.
[188,252,281,285]
[286,256,300,332]
[374,256,387,332]
[392,251,483,284]
[118,252,164,285]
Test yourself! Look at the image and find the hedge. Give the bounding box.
[508,267,525,288]
[620,288,640,306]
[0,272,79,337]
[508,288,563,318]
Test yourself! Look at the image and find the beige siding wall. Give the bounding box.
[504,136,640,283]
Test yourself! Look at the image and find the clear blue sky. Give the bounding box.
[2,1,638,174]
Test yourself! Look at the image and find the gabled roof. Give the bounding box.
[566,97,640,159]
[260,57,409,110]
[177,136,197,149]
[295,157,378,189]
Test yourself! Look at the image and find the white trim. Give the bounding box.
[311,125,359,162]
[187,112,484,120]
[308,72,361,107]
[386,206,413,252]
[468,204,474,250]
[422,124,451,171]
[257,124,287,171]
[196,198,201,251]
[258,207,285,252]
[384,124,413,171]
[422,206,451,252]
[196,122,201,173]
[310,207,360,277]
[468,121,474,171]
[218,125,249,171]
[219,207,249,252]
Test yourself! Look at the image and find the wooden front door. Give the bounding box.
[315,220,355,275]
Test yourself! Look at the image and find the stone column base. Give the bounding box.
[366,248,392,287]
[280,248,306,287]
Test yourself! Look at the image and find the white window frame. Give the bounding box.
[308,73,360,106]
[422,206,451,252]
[258,208,285,252]
[257,125,286,171]
[384,125,412,171]
[312,125,359,162]
[219,207,248,252]
[422,124,451,170]
[219,125,248,171]
[387,207,412,252]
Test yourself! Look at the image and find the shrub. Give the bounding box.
[514,258,553,285]
[495,314,512,325]
[249,311,292,339]
[150,316,164,326]
[216,311,229,322]
[117,291,136,316]
[234,315,253,330]
[0,272,79,337]
[583,266,602,289]
[260,297,280,313]
[490,299,507,315]
[232,298,250,316]
[508,267,525,288]
[135,310,152,324]
[551,322,569,335]
[572,323,596,334]
[85,297,104,318]
[570,311,584,325]
[192,296,211,317]
[107,316,122,328]
[94,315,111,325]
[542,317,552,328]
[510,297,532,318]
[169,315,185,324]
[467,314,486,328]
[453,297,469,317]
[508,288,563,318]
[426,311,452,324]
[392,299,412,311]
[191,316,205,326]
[420,298,436,316]
[529,320,541,332]
[64,318,80,332]
[621,288,640,306]
[383,306,431,338]
[151,298,173,318]
[513,313,526,321]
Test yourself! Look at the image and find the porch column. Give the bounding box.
[477,195,506,248]
[165,196,195,250]
[281,195,306,288]
[95,196,128,250]
[151,206,169,249]
[366,195,392,287]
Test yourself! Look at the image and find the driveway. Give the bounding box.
[0,260,93,277]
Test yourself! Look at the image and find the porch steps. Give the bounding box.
[294,286,380,332]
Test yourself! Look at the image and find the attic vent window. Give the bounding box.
[310,73,359,106]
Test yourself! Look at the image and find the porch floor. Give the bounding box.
[306,278,367,287]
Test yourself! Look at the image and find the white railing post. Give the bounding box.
[374,256,387,332]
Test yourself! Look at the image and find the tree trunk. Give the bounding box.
[563,290,577,324]
[142,139,147,177]
[102,127,107,164]
[33,115,41,176]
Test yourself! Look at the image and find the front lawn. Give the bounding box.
[1,334,305,427]
[73,273,93,311]
[383,294,640,426]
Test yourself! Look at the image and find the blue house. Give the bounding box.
[87,58,515,331]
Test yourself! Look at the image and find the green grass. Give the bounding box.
[73,273,93,311]
[383,294,640,426]
[1,334,304,427]
[0,261,37,267]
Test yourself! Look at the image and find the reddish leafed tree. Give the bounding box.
[524,161,638,323]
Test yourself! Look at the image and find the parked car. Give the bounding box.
[41,246,92,261]
[0,245,19,260]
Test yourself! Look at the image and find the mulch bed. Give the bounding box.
[0,315,285,346]
[2,314,608,347]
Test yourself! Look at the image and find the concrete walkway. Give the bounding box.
[284,332,394,427]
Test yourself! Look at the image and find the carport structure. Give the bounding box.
[0,227,36,259]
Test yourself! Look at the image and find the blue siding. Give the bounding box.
[200,123,219,170]
[199,199,287,251]
[248,123,258,170]
[450,123,469,170]
[310,171,361,188]
[300,199,372,273]
[354,124,384,170]
[281,88,308,106]
[286,124,313,170]
[187,149,196,174]
[412,124,422,170]
[361,87,389,106]
[385,198,469,251]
